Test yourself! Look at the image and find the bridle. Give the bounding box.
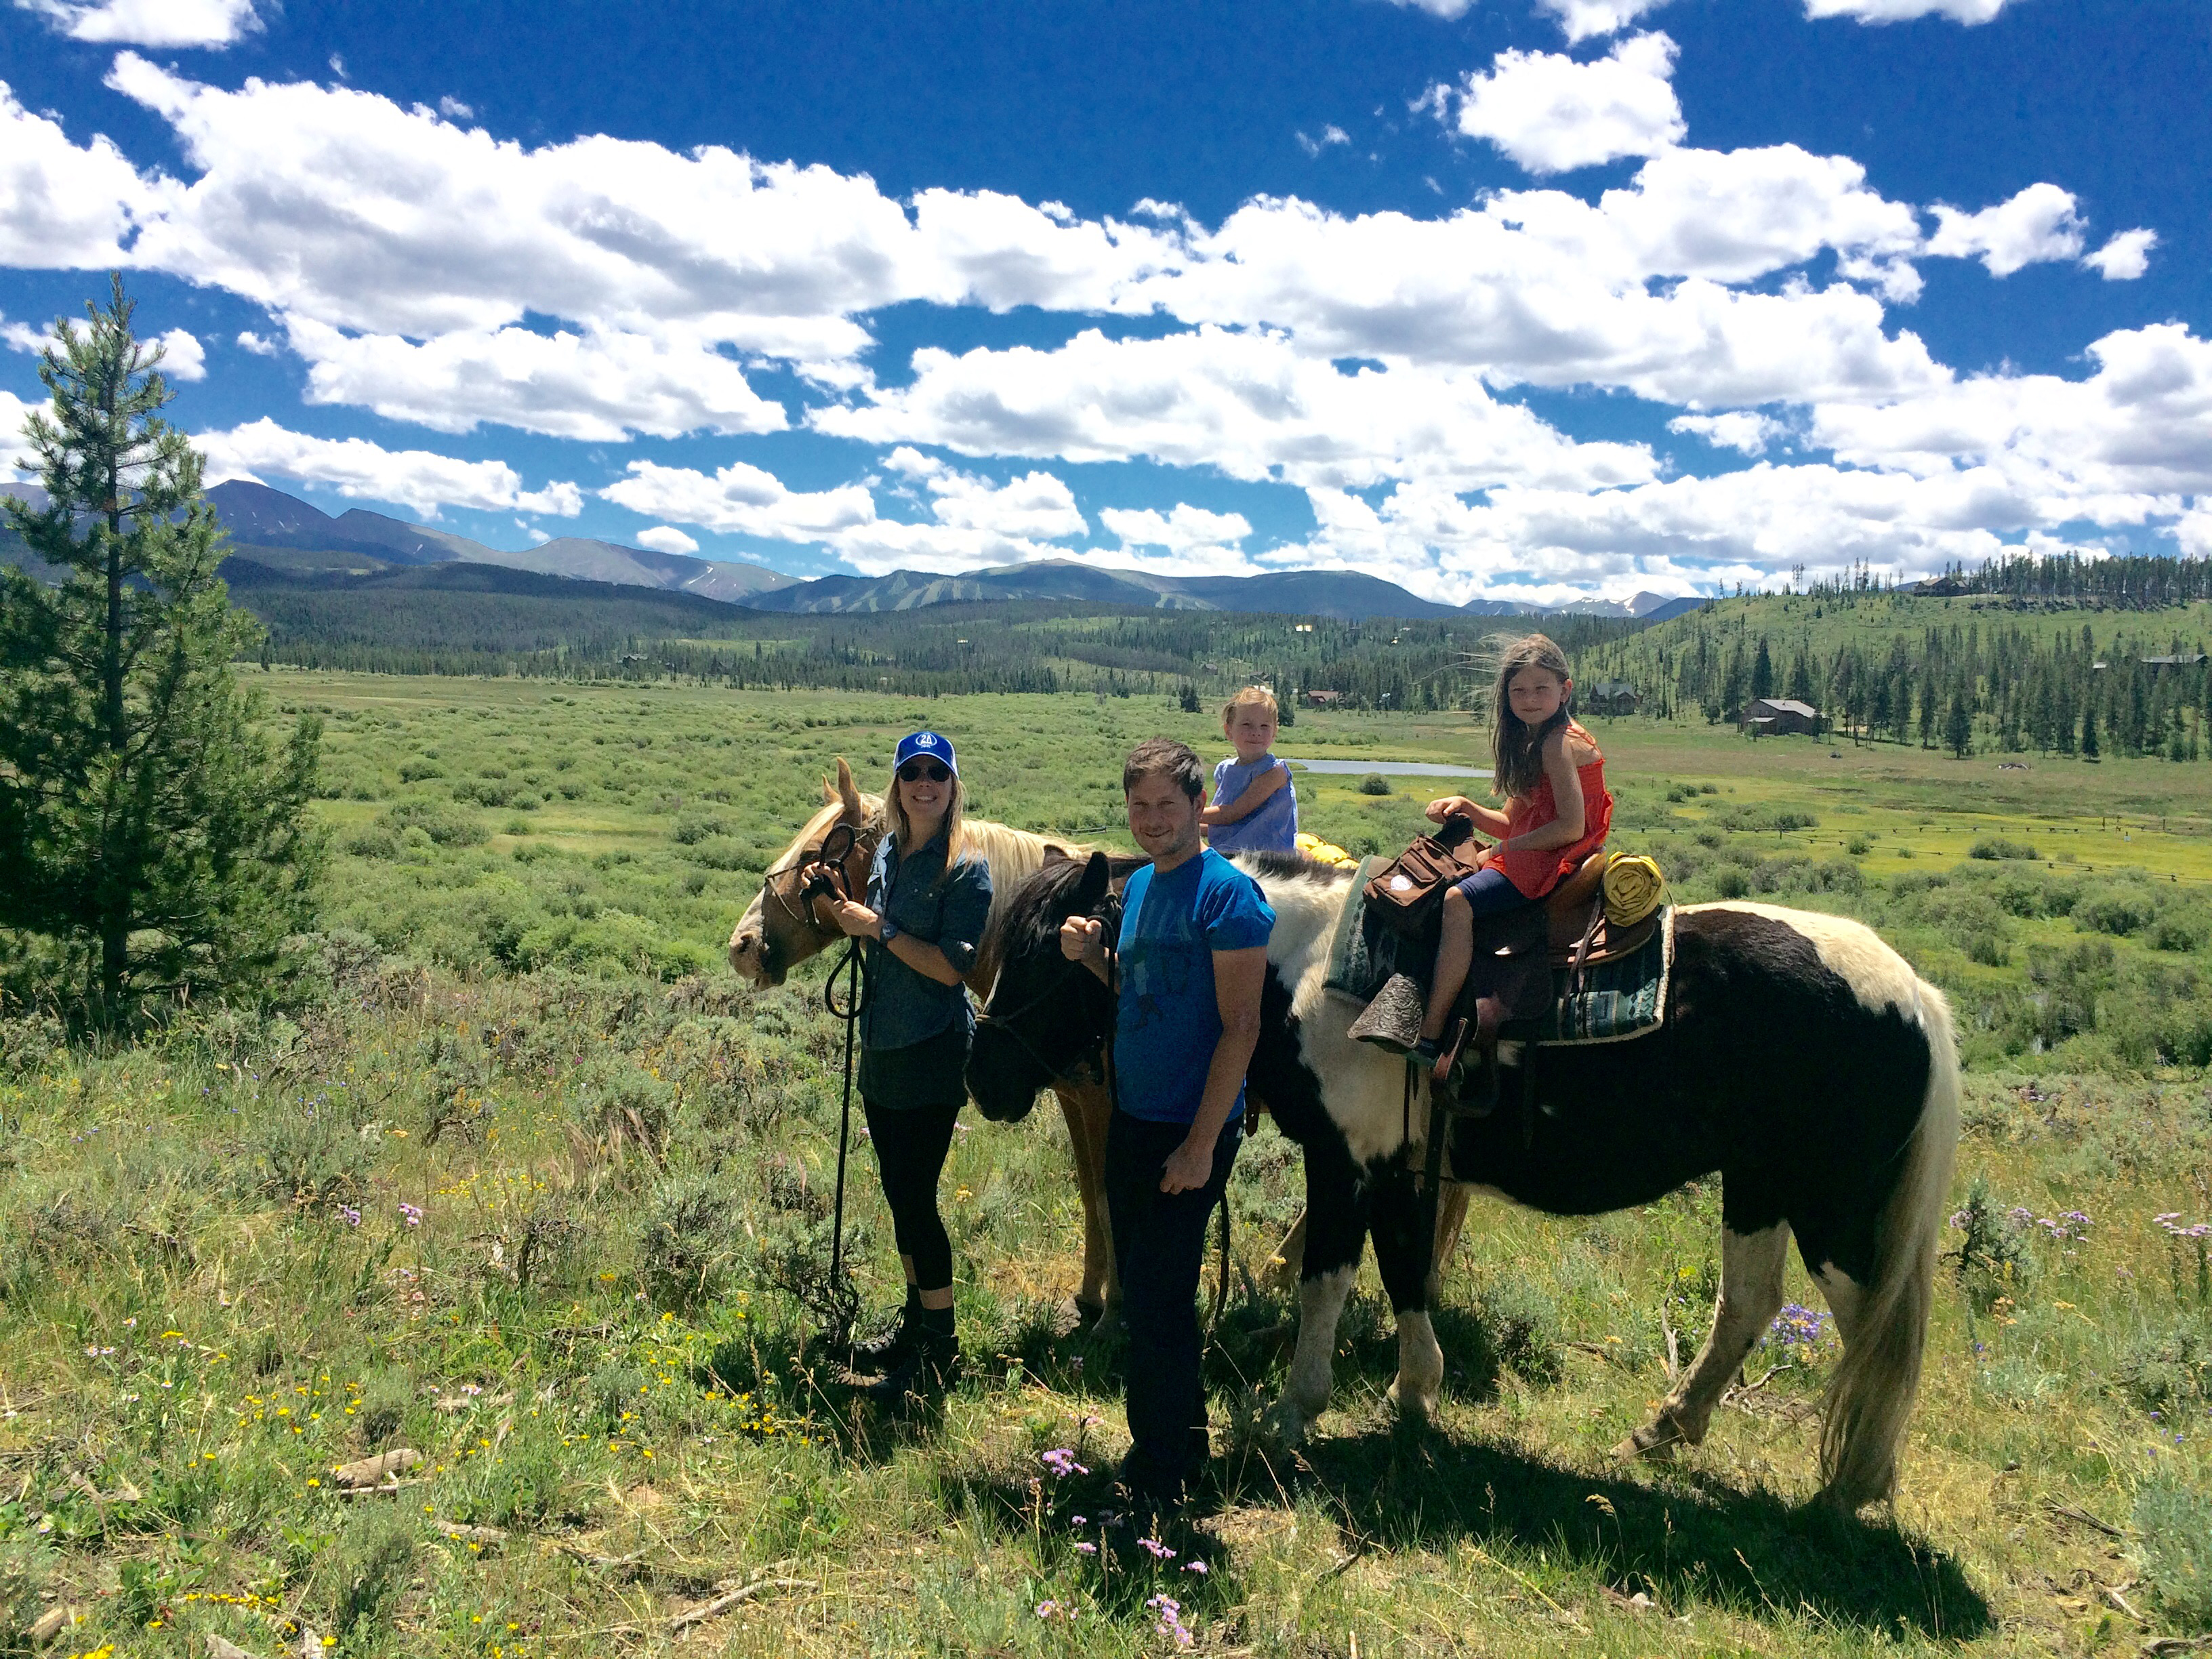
[974,891,1122,1092]
[761,819,882,941]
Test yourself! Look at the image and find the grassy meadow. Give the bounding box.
[2,670,2210,1657]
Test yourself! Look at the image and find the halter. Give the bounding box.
[762,819,882,940]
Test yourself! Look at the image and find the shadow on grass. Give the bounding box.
[1226,1417,1990,1641]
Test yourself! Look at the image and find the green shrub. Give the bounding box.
[1357,773,1393,796]
[2075,885,2156,937]
[1948,1174,2035,1313]
[378,800,487,846]
[1470,1270,1563,1387]
[323,1506,422,1644]
[2115,1315,2212,1419]
[343,827,400,859]
[2132,1475,2212,1633]
[1969,836,2038,860]
[0,1534,54,1652]
[397,759,444,782]
[674,810,733,844]
[636,1173,740,1311]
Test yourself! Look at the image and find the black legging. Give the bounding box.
[861,1090,961,1292]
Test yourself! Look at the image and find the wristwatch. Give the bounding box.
[878,919,901,945]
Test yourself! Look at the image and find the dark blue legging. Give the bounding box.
[1450,865,1537,918]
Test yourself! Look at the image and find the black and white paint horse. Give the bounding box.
[966,851,1959,1513]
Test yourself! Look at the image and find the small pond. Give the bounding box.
[1282,757,1490,779]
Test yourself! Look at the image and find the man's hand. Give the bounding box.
[1160,1132,1216,1195]
[830,899,882,939]
[1059,914,1106,965]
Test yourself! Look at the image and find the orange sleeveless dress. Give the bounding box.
[1494,726,1614,901]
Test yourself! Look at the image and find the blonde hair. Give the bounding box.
[1490,633,1574,799]
[1221,684,1279,726]
[882,760,966,883]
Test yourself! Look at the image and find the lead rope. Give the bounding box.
[812,824,865,1347]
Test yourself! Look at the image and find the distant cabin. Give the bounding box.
[1738,697,1824,737]
[2142,653,2207,672]
[1302,689,1347,708]
[1584,680,1639,715]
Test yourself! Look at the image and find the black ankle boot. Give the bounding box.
[865,1303,960,1405]
[844,1288,920,1373]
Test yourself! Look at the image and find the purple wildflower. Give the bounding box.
[1139,1536,1176,1560]
[1074,1541,1097,1555]
[1147,1593,1194,1650]
[399,1202,424,1227]
[1185,1559,1208,1574]
[1769,1303,1828,1346]
[1041,1448,1089,1478]
[339,1205,361,1227]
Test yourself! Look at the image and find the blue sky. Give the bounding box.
[2,0,2207,601]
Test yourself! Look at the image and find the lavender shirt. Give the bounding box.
[1208,755,1299,853]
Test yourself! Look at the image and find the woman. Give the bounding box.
[827,729,991,1402]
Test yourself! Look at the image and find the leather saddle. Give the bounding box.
[1542,852,1658,972]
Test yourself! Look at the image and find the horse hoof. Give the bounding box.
[1387,1378,1437,1427]
[1616,1418,1687,1460]
[1261,1400,1311,1447]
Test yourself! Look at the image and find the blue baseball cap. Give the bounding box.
[893,730,958,777]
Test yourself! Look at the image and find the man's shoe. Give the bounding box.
[1349,974,1427,1054]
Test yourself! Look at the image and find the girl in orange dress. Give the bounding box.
[1416,633,1613,1058]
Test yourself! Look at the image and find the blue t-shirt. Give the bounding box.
[1113,848,1276,1125]
[1207,755,1298,853]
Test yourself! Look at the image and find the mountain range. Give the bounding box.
[4,478,1708,624]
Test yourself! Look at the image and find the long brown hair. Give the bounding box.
[882,759,966,884]
[1490,633,1574,800]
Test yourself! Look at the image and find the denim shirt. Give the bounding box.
[859,826,994,1052]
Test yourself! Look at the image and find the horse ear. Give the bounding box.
[1073,850,1111,910]
[819,775,838,805]
[835,757,864,823]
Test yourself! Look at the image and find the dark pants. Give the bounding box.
[860,1025,968,1293]
[1105,1109,1242,1498]
[1450,865,1538,918]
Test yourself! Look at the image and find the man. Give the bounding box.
[1061,737,1274,1510]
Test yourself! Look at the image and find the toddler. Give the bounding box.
[1200,686,1298,854]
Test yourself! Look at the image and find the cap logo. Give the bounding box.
[914,733,937,748]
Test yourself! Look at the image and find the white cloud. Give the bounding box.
[600,459,876,543]
[0,388,38,482]
[16,0,260,46]
[235,329,277,354]
[815,327,1658,493]
[2173,501,2212,556]
[1536,0,1671,43]
[284,318,788,441]
[1380,0,1474,14]
[194,418,584,519]
[2082,228,2156,281]
[1803,0,2013,22]
[1295,125,1351,158]
[1809,323,2212,503]
[1443,33,1683,174]
[1925,182,2084,276]
[437,96,474,121]
[156,327,205,380]
[2,316,44,353]
[1670,411,1784,455]
[634,525,699,555]
[1103,502,1254,552]
[882,447,1088,539]
[0,83,152,268]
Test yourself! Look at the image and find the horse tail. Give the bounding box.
[1820,972,1960,1510]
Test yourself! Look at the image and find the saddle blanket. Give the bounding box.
[1535,905,1671,1044]
[1326,856,1671,1046]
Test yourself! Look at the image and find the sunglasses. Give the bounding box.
[897,760,952,784]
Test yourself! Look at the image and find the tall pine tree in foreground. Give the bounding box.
[0,278,323,1024]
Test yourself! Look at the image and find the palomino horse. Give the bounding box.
[968,851,1960,1513]
[726,759,1122,1325]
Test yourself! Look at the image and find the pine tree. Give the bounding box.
[1944,685,1973,758]
[0,278,324,1023]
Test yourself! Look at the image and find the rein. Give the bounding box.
[805,819,869,1344]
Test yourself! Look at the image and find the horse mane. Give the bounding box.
[974,854,1114,993]
[1236,850,1354,885]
